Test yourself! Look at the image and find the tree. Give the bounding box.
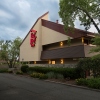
[90,35,100,57]
[59,0,100,33]
[77,58,100,78]
[0,37,22,68]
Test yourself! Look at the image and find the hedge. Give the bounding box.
[21,65,29,73]
[28,66,79,79]
[0,68,8,73]
[76,78,100,89]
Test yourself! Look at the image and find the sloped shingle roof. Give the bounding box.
[42,19,95,38]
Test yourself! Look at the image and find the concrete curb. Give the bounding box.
[45,80,100,92]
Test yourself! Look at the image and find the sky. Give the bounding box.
[0,0,98,40]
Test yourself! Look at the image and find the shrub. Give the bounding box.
[46,72,64,79]
[39,73,48,79]
[0,69,8,73]
[30,72,48,79]
[27,70,33,75]
[46,72,55,79]
[21,65,29,73]
[8,70,13,73]
[28,66,78,79]
[76,78,100,89]
[16,71,23,75]
[87,78,100,89]
[76,78,88,86]
[30,72,40,78]
[55,73,64,79]
[28,66,49,74]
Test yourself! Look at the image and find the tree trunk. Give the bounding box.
[12,60,16,68]
[77,7,100,33]
[84,10,100,33]
[5,60,11,68]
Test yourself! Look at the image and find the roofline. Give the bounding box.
[42,19,96,38]
[20,11,49,47]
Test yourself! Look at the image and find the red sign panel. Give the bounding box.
[30,29,37,47]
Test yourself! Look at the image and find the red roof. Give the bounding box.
[42,19,96,38]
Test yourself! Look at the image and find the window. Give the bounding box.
[34,61,36,64]
[52,61,55,64]
[61,59,64,64]
[60,42,63,46]
[82,37,84,44]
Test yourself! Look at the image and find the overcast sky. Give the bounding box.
[0,0,98,40]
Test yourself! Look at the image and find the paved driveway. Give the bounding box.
[0,73,100,100]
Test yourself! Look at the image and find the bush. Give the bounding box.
[46,72,55,79]
[30,72,40,78]
[39,73,48,79]
[87,78,100,89]
[55,73,64,79]
[76,78,88,86]
[27,70,33,75]
[21,65,29,73]
[16,71,23,75]
[46,72,64,79]
[28,66,78,79]
[0,69,8,73]
[8,70,13,73]
[30,72,48,79]
[76,78,100,89]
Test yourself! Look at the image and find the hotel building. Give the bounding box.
[20,12,96,65]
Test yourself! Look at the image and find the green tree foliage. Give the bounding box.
[77,58,100,78]
[0,37,22,68]
[77,58,91,78]
[90,35,100,57]
[59,0,100,33]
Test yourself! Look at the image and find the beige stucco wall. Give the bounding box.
[42,26,72,45]
[70,39,82,46]
[43,38,83,51]
[20,13,49,61]
[20,20,41,61]
[84,45,98,57]
[42,13,49,20]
